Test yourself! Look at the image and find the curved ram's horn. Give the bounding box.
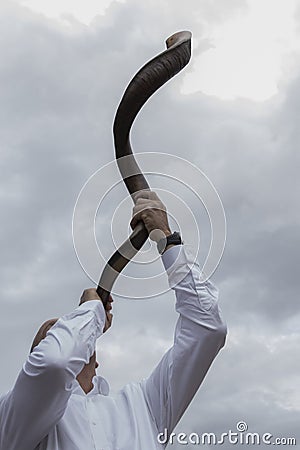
[97,31,192,306]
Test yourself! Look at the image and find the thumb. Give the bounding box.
[130,214,139,230]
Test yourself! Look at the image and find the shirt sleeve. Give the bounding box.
[0,300,106,450]
[141,245,227,437]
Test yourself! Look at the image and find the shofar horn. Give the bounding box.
[97,31,192,306]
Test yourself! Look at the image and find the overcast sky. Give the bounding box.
[1,0,300,448]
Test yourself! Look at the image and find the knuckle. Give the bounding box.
[83,288,97,297]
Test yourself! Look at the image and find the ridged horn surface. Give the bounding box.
[97,31,192,305]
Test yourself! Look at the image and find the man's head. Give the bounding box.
[30,316,99,394]
[29,290,113,393]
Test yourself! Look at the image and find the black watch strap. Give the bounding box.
[157,231,182,255]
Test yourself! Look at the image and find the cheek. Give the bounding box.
[90,351,98,367]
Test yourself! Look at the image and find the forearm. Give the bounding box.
[28,300,105,380]
[143,245,227,434]
[162,245,226,331]
[0,300,106,450]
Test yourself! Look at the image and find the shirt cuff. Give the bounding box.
[77,300,106,335]
[161,245,198,289]
[161,245,183,270]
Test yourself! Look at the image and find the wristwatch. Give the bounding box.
[157,231,182,255]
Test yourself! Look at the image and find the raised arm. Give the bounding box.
[131,190,227,437]
[0,290,109,450]
[142,246,227,436]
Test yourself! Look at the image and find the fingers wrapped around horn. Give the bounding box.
[97,31,192,305]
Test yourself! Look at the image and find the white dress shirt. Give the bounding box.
[0,246,227,450]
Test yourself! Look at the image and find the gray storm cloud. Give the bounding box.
[0,1,299,448]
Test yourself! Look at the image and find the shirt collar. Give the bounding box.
[72,375,110,397]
